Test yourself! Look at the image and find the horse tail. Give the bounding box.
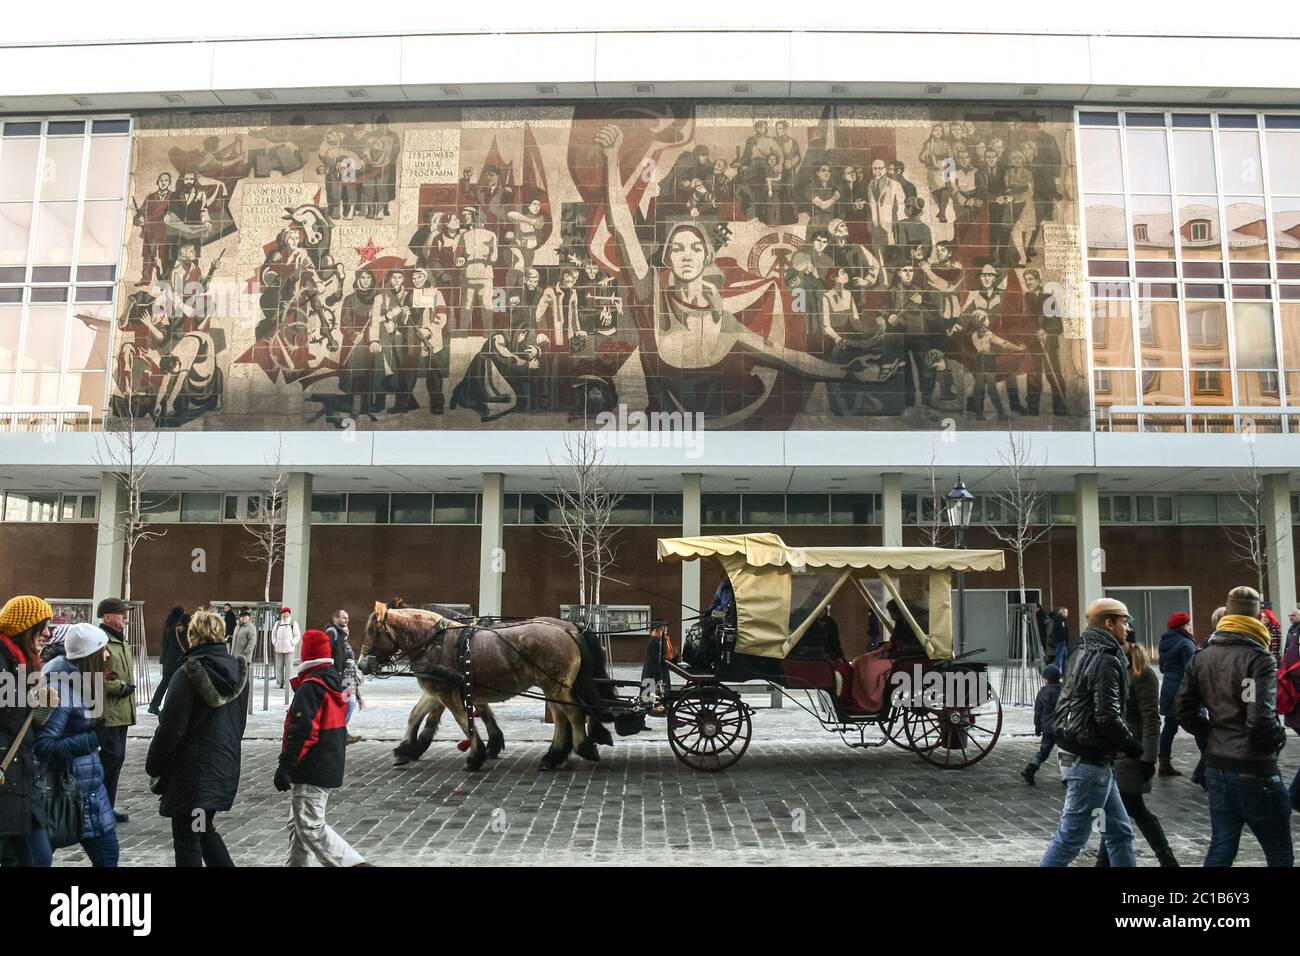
[573,625,614,747]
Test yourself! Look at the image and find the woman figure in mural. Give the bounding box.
[593,123,879,423]
[450,297,549,422]
[919,123,953,224]
[338,268,384,419]
[1007,148,1037,267]
[948,144,985,250]
[804,163,840,233]
[370,269,411,414]
[407,267,450,415]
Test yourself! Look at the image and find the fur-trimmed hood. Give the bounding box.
[181,644,248,708]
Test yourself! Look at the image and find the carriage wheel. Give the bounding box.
[666,686,752,772]
[881,707,913,750]
[903,687,1003,769]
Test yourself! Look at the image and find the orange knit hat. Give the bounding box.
[0,595,53,637]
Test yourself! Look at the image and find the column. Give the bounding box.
[479,472,505,617]
[882,472,903,547]
[682,473,702,638]
[281,472,313,635]
[92,472,125,607]
[1075,473,1103,614]
[1263,473,1296,617]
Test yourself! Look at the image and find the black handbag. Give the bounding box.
[36,762,83,850]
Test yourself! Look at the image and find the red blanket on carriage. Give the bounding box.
[843,649,893,714]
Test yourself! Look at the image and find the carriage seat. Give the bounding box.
[842,648,894,714]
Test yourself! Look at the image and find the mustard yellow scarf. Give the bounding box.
[1217,614,1271,649]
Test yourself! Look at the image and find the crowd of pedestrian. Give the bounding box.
[0,595,368,867]
[1033,587,1296,867]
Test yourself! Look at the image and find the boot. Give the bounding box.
[1146,819,1180,867]
[1020,763,1037,785]
[1158,758,1182,777]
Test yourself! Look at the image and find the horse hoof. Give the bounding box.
[539,748,566,770]
[486,735,505,759]
[392,754,412,767]
[576,740,600,762]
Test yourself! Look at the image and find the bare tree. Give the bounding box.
[918,449,952,549]
[95,364,173,602]
[1223,444,1281,599]
[986,431,1054,605]
[240,439,288,604]
[544,420,625,607]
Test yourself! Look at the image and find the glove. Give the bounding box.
[273,766,292,792]
[1123,742,1144,760]
[1141,762,1156,781]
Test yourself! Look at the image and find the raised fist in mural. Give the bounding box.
[594,124,624,154]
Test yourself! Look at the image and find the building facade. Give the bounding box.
[0,27,1297,659]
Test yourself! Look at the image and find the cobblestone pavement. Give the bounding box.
[66,668,1297,867]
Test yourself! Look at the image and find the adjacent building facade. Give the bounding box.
[0,27,1297,659]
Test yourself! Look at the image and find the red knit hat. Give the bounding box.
[1166,611,1191,630]
[301,629,332,663]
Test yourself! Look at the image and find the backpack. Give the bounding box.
[1278,659,1300,716]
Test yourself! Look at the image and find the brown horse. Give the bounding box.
[360,602,614,771]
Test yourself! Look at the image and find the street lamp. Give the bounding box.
[945,475,976,655]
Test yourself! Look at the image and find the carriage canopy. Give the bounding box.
[657,534,1005,660]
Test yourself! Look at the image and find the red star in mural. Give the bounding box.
[355,238,383,265]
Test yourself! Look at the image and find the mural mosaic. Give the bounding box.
[115,103,1085,430]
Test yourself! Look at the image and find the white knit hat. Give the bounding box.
[63,622,108,661]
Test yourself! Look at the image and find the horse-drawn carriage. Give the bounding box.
[647,534,1006,771]
[360,533,1006,774]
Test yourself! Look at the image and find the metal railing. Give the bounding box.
[1093,404,1295,435]
[0,405,95,433]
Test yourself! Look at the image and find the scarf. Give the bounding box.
[0,632,28,669]
[1216,614,1271,649]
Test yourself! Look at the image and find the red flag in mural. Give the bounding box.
[520,123,553,247]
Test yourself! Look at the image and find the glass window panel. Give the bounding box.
[1285,371,1300,407]
[32,202,77,265]
[16,371,59,405]
[1157,497,1174,522]
[1080,112,1120,127]
[310,494,345,523]
[1093,368,1137,406]
[1137,299,1182,366]
[63,372,106,418]
[1190,303,1227,366]
[4,492,59,522]
[1281,303,1300,368]
[390,493,432,524]
[742,494,785,526]
[1125,130,1171,193]
[1178,494,1218,523]
[1130,194,1175,259]
[1224,198,1268,260]
[80,495,97,520]
[432,493,475,524]
[1136,496,1156,522]
[1098,496,1112,522]
[1219,130,1263,193]
[0,304,19,370]
[223,495,239,520]
[66,302,110,370]
[0,202,32,266]
[1189,366,1233,405]
[702,494,740,525]
[46,122,85,137]
[91,120,130,136]
[1218,494,1256,524]
[1081,128,1125,192]
[84,136,127,200]
[1085,194,1127,258]
[1236,370,1281,405]
[1177,197,1221,259]
[140,492,180,522]
[1140,368,1185,405]
[1090,296,1134,366]
[1272,197,1300,262]
[1266,131,1300,194]
[347,493,389,524]
[830,493,875,525]
[1233,300,1277,367]
[77,200,123,265]
[1173,130,1218,192]
[39,137,84,202]
[611,494,652,525]
[520,493,551,525]
[1112,496,1133,522]
[0,373,12,403]
[0,138,40,202]
[20,303,66,372]
[652,494,683,525]
[786,494,829,525]
[181,492,223,523]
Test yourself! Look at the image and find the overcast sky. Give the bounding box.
[5,0,1300,44]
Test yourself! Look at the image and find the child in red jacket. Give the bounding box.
[275,629,368,867]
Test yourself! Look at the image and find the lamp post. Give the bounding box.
[945,476,976,655]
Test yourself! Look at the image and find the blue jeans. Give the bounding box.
[1203,768,1293,867]
[1029,731,1056,768]
[1040,757,1136,867]
[1053,641,1069,676]
[1158,713,1180,760]
[346,692,356,725]
[28,826,120,868]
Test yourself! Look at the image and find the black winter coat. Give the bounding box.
[1033,681,1062,735]
[160,619,187,669]
[145,643,249,817]
[1052,627,1142,763]
[0,641,39,836]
